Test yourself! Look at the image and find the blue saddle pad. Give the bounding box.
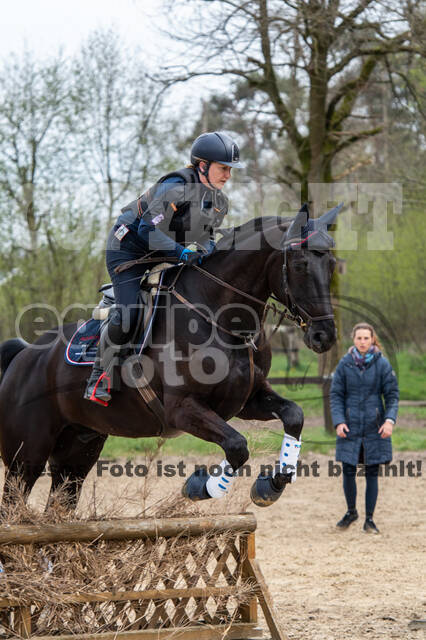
[65,318,101,365]
[64,276,164,366]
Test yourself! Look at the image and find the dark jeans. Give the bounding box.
[342,462,380,517]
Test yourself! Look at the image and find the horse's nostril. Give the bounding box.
[313,331,327,345]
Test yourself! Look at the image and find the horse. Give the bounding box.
[0,203,341,512]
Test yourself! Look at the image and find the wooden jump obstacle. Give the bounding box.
[0,514,286,640]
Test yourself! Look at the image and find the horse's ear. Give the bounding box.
[313,202,344,230]
[299,203,310,217]
[286,202,310,240]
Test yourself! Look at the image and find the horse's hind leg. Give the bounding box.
[2,464,45,513]
[46,424,107,512]
[1,418,59,514]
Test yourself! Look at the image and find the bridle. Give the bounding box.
[114,236,334,348]
[280,238,335,331]
[112,217,338,423]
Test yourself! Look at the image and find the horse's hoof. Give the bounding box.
[250,473,291,507]
[181,471,212,501]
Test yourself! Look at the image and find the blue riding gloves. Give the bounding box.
[179,248,201,264]
[179,243,216,265]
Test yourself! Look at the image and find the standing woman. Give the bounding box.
[330,323,399,533]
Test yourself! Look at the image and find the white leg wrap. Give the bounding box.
[276,434,302,483]
[205,460,237,498]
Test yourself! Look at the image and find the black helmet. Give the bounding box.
[191,131,245,168]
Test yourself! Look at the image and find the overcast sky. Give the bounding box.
[0,0,227,109]
[0,0,158,58]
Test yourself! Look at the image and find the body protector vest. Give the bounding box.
[120,167,229,248]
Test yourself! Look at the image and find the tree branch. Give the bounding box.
[327,55,378,131]
[328,30,414,78]
[257,0,304,152]
[335,0,378,36]
[333,157,373,181]
[334,126,383,154]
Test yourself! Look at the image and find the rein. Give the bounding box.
[114,243,333,348]
[115,255,300,348]
[111,221,336,426]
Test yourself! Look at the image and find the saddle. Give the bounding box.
[65,263,171,366]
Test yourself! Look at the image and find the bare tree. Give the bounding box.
[71,30,169,234]
[156,0,424,376]
[0,51,70,253]
[161,0,424,199]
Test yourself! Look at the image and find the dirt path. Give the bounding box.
[14,447,424,640]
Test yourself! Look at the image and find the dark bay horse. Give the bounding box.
[0,204,341,511]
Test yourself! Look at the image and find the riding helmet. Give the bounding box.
[190,131,245,168]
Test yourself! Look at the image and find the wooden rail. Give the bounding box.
[0,514,287,640]
[0,513,256,546]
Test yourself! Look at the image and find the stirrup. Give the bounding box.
[84,372,111,406]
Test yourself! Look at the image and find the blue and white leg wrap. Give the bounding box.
[276,434,302,483]
[205,460,237,498]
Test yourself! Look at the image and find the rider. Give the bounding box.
[84,131,244,404]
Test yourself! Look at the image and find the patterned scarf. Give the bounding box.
[350,345,378,370]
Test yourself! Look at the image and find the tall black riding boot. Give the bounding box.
[84,351,111,405]
[84,324,121,406]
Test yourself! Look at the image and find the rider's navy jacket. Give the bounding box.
[107,166,228,261]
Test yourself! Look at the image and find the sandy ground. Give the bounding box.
[6,441,423,640]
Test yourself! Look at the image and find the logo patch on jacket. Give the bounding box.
[152,213,164,225]
[114,224,130,241]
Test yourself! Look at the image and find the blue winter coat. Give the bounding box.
[330,351,399,466]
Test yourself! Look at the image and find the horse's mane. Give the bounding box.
[164,215,293,285]
[215,215,291,252]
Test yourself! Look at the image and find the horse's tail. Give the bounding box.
[0,338,28,380]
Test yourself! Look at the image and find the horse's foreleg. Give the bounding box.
[167,394,249,501]
[238,382,304,507]
[238,382,304,440]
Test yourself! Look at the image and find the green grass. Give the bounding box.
[391,427,426,451]
[398,406,426,419]
[101,430,286,460]
[268,349,426,414]
[270,349,426,398]
[268,385,324,416]
[100,424,425,460]
[393,351,426,400]
[99,349,425,459]
[269,349,318,379]
[269,349,326,415]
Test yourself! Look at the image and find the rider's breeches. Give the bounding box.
[106,251,148,344]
